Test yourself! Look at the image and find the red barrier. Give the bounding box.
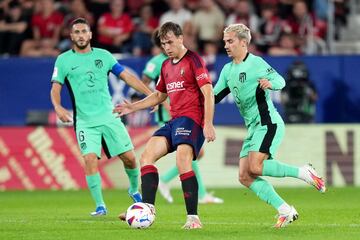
[0,127,153,190]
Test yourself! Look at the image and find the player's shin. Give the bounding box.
[249,177,285,210]
[180,171,198,215]
[262,159,299,178]
[141,165,159,204]
[86,172,105,207]
[125,167,140,194]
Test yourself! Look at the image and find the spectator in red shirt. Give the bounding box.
[20,0,63,57]
[255,4,284,53]
[284,0,327,54]
[96,0,134,53]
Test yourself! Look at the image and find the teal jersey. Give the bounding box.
[214,53,285,126]
[143,52,168,80]
[143,52,171,124]
[51,48,124,127]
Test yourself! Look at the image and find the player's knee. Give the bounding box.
[238,173,251,187]
[140,151,154,167]
[122,156,136,168]
[83,154,98,175]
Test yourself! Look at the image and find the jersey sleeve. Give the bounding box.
[257,57,285,90]
[191,53,211,88]
[214,64,230,103]
[155,68,167,93]
[106,50,125,76]
[51,57,66,84]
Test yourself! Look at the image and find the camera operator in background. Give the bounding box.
[282,60,317,123]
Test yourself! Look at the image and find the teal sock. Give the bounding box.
[249,177,285,210]
[125,168,140,194]
[192,161,207,199]
[262,159,299,178]
[86,172,105,207]
[160,166,179,183]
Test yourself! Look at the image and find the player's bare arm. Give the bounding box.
[200,84,216,142]
[50,82,72,123]
[113,91,167,116]
[120,70,153,96]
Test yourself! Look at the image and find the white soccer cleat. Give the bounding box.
[182,215,202,229]
[274,206,298,228]
[198,192,224,204]
[158,181,174,203]
[302,164,326,193]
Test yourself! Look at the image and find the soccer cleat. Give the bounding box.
[274,206,298,228]
[182,215,202,229]
[199,192,224,204]
[90,206,107,217]
[158,181,174,203]
[128,189,143,203]
[302,164,326,193]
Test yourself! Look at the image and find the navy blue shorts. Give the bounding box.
[153,116,205,159]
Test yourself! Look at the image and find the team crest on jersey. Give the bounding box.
[239,72,246,83]
[180,68,185,76]
[95,59,103,68]
[80,142,87,150]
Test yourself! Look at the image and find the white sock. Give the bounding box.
[277,202,292,214]
[298,166,308,182]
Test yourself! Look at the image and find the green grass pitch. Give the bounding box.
[1,187,360,240]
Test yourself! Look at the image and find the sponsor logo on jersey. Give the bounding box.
[166,81,185,93]
[239,72,246,83]
[266,67,274,74]
[95,59,103,68]
[196,72,208,81]
[86,71,96,87]
[233,86,241,104]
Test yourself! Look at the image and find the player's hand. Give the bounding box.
[113,99,134,117]
[203,123,216,142]
[258,79,272,90]
[55,106,72,123]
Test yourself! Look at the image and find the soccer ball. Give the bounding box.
[125,202,155,229]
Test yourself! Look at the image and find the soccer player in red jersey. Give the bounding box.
[114,22,216,229]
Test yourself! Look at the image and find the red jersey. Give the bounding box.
[32,11,64,38]
[156,50,211,127]
[97,13,134,45]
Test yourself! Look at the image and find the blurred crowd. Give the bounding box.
[0,0,349,57]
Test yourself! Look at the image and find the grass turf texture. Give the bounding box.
[1,187,360,240]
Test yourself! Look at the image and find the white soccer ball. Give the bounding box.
[125,202,155,229]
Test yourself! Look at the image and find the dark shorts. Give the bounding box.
[153,116,205,159]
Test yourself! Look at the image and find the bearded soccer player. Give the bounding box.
[214,23,326,228]
[50,18,152,216]
[114,22,216,229]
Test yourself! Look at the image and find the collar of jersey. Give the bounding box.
[72,48,94,56]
